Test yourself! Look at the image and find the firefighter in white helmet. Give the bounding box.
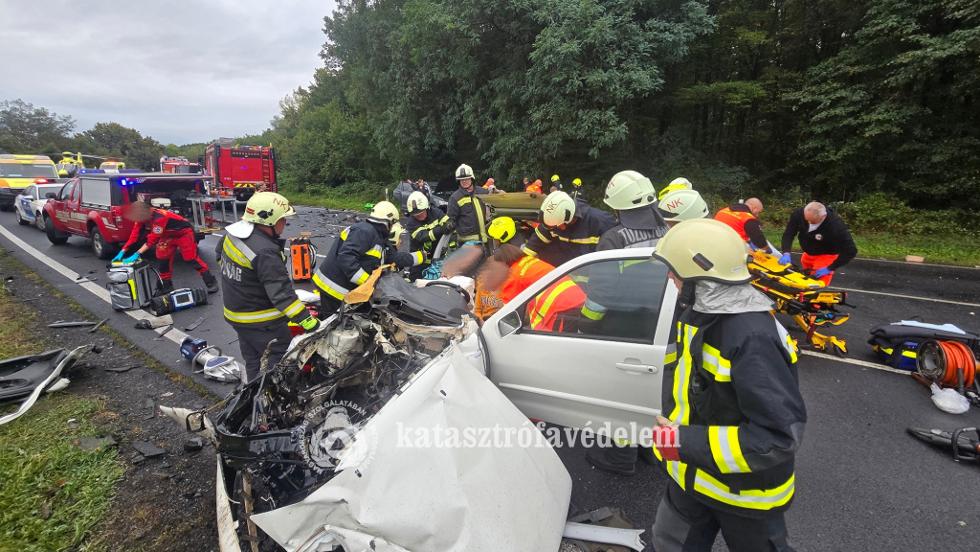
[521,190,615,267]
[446,163,490,243]
[658,188,710,225]
[404,191,451,278]
[216,192,319,381]
[649,218,805,552]
[313,200,426,314]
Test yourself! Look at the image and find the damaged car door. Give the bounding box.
[482,247,677,434]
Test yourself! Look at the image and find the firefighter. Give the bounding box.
[779,201,857,285]
[595,170,668,251]
[714,198,770,252]
[549,174,563,192]
[649,218,805,552]
[313,200,425,314]
[570,177,584,200]
[215,192,319,382]
[658,177,693,200]
[658,188,710,226]
[447,164,490,243]
[404,191,451,278]
[116,198,218,294]
[521,190,616,268]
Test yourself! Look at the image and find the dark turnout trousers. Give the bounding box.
[653,482,795,552]
[234,323,292,383]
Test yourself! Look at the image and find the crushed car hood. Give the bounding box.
[250,345,572,552]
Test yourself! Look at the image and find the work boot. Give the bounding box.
[155,279,174,296]
[201,271,219,294]
[586,447,637,477]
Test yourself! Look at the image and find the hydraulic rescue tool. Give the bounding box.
[907,427,980,465]
[747,250,850,356]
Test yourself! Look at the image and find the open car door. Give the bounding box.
[482,247,677,435]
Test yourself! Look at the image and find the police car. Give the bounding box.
[14,182,64,231]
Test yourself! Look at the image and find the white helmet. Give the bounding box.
[540,191,576,227]
[406,191,429,214]
[455,164,475,181]
[658,189,709,222]
[243,192,296,226]
[658,177,694,200]
[603,170,657,211]
[653,219,751,283]
[368,200,400,228]
[149,197,172,209]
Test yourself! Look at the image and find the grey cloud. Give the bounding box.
[0,0,335,143]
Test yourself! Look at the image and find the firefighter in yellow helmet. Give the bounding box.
[313,201,426,314]
[649,218,805,552]
[216,192,319,381]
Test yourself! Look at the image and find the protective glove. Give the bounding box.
[112,251,126,262]
[813,267,833,278]
[778,252,792,265]
[124,253,141,264]
[391,251,417,270]
[652,416,680,461]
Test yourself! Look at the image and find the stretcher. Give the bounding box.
[747,251,850,356]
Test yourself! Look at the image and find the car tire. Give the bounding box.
[90,227,115,259]
[45,216,69,245]
[35,212,45,231]
[15,209,28,226]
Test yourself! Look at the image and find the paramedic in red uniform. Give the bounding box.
[779,201,857,285]
[116,198,219,294]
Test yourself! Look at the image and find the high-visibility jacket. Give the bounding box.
[216,227,316,329]
[714,205,768,249]
[313,221,424,302]
[657,308,805,517]
[405,206,451,255]
[122,208,193,254]
[526,276,586,332]
[522,201,616,268]
[526,180,543,194]
[447,186,489,242]
[499,255,554,304]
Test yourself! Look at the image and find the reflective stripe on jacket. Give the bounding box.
[405,206,450,253]
[499,255,555,304]
[657,309,805,517]
[312,221,388,301]
[447,186,489,242]
[217,229,315,329]
[521,201,616,267]
[526,277,586,332]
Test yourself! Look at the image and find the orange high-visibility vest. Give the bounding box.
[526,276,586,332]
[526,180,543,194]
[714,207,757,242]
[499,256,554,303]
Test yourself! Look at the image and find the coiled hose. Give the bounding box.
[916,340,978,391]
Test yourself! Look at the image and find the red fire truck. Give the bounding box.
[203,142,277,201]
[159,156,201,174]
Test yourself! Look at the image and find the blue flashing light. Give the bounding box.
[78,169,106,174]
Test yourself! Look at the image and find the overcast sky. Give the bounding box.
[0,0,335,144]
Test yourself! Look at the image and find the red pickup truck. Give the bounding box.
[43,172,210,259]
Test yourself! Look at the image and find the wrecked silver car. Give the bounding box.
[168,273,572,551]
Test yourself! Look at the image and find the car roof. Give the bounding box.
[77,172,213,182]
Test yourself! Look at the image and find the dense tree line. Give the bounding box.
[0,99,166,171]
[269,0,980,209]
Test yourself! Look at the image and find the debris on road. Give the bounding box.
[88,318,108,333]
[103,365,135,373]
[132,441,167,458]
[134,314,173,330]
[183,437,204,452]
[0,346,95,425]
[183,316,206,332]
[48,320,96,328]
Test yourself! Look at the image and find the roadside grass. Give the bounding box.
[283,181,388,212]
[0,275,124,551]
[764,229,980,267]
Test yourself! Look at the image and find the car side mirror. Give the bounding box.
[45,192,57,199]
[497,310,521,338]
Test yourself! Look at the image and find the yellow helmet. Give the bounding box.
[572,177,583,188]
[488,216,517,243]
[368,200,400,228]
[653,219,751,283]
[550,174,561,183]
[658,177,694,200]
[243,192,296,226]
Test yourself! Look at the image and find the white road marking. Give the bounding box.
[799,349,911,375]
[0,225,189,346]
[837,287,980,308]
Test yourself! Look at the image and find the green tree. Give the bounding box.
[0,99,75,155]
[75,122,165,171]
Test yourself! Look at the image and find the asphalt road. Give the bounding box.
[2,206,979,552]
